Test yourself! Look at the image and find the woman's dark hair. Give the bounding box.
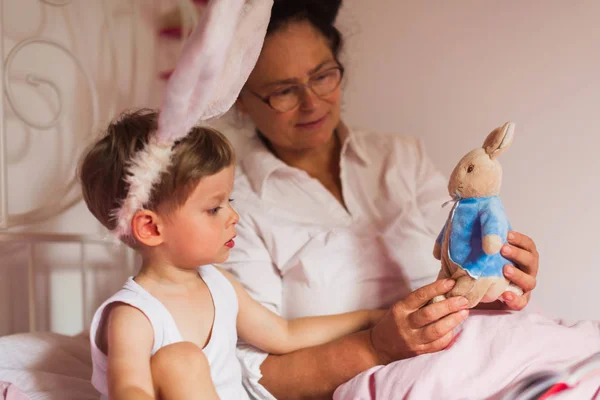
[268,0,344,61]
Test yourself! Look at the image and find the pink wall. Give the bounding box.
[339,0,600,320]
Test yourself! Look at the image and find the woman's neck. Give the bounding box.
[268,131,346,208]
[270,131,341,182]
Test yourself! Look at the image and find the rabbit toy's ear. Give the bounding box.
[483,122,515,159]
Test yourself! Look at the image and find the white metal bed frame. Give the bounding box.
[0,232,136,333]
[0,0,198,335]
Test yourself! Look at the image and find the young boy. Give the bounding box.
[79,109,384,400]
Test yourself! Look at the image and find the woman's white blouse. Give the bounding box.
[221,123,449,399]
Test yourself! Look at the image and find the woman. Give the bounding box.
[222,1,539,398]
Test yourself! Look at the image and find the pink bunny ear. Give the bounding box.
[157,0,273,144]
[194,0,274,122]
[111,0,273,238]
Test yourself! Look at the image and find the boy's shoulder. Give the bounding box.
[90,280,155,356]
[90,278,153,336]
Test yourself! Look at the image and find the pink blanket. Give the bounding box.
[0,381,30,400]
[334,310,600,399]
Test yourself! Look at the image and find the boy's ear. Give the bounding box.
[131,209,164,247]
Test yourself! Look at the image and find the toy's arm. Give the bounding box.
[433,221,447,260]
[480,200,508,255]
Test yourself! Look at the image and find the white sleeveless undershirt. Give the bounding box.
[89,264,248,400]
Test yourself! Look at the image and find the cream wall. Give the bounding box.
[338,0,600,321]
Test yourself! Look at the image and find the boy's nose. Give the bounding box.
[229,207,239,225]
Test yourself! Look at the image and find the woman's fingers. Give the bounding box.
[404,279,456,310]
[507,231,538,255]
[504,264,537,293]
[419,309,469,343]
[409,296,469,328]
[502,290,530,311]
[414,328,459,355]
[372,280,472,363]
[501,244,538,279]
[500,230,539,311]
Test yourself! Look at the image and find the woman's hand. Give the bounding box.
[369,279,470,364]
[499,230,539,310]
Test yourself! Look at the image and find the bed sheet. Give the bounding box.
[0,332,98,400]
[334,310,600,400]
[2,312,599,400]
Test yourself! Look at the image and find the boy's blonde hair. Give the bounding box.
[78,109,235,242]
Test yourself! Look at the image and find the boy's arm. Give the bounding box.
[217,268,384,354]
[105,304,155,400]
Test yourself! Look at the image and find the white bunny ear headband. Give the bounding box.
[112,0,273,238]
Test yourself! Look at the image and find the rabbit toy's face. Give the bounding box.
[448,149,502,199]
[447,122,515,200]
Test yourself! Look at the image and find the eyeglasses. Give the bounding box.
[247,66,344,113]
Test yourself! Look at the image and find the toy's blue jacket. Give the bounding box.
[436,196,513,279]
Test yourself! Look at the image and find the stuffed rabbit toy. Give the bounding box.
[432,122,523,308]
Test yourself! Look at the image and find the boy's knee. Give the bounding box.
[151,342,207,375]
